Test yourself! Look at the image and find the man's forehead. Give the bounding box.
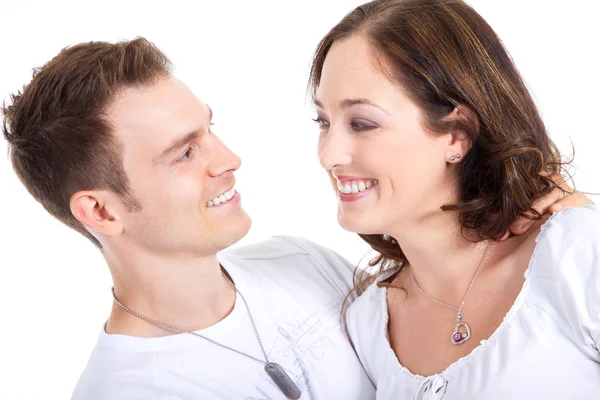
[105,78,208,145]
[107,78,180,124]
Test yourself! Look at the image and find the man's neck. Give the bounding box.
[104,245,235,337]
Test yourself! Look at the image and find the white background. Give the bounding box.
[0,1,598,398]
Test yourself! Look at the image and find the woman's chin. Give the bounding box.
[337,213,381,235]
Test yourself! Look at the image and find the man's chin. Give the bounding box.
[214,213,252,251]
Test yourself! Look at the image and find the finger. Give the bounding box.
[549,191,595,213]
[548,173,573,193]
[508,214,536,236]
[508,187,562,236]
[497,230,511,241]
[508,174,564,236]
[530,185,564,216]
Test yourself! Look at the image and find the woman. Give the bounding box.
[309,0,599,398]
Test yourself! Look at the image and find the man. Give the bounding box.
[1,38,587,399]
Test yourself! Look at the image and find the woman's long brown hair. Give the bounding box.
[308,0,568,307]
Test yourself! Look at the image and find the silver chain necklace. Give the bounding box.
[111,271,302,399]
[409,241,491,345]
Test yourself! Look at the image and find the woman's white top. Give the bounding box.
[347,205,600,399]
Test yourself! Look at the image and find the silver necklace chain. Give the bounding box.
[111,272,273,368]
[409,240,491,317]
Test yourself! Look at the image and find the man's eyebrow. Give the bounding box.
[154,130,200,164]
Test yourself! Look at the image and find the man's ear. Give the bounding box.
[70,190,123,237]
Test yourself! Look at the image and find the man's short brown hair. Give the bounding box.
[2,37,172,247]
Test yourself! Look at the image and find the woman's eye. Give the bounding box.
[350,120,377,132]
[312,117,330,129]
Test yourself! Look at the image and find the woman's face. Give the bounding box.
[314,34,460,235]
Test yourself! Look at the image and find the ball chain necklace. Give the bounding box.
[111,271,302,399]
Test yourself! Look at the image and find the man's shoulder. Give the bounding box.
[71,346,160,400]
[221,235,313,260]
[221,236,356,294]
[222,235,350,265]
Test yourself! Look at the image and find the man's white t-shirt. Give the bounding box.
[72,236,375,400]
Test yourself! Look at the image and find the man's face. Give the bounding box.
[105,75,251,256]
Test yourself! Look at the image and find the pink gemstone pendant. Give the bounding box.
[451,322,471,345]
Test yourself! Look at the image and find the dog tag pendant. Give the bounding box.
[264,362,301,399]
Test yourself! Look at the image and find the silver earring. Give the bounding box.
[456,153,461,159]
[450,153,461,162]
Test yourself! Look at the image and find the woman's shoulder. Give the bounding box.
[529,204,600,285]
[538,204,600,242]
[347,278,387,323]
[345,278,390,384]
[346,277,389,344]
[528,205,600,354]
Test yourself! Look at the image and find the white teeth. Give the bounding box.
[207,188,236,207]
[337,179,377,195]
